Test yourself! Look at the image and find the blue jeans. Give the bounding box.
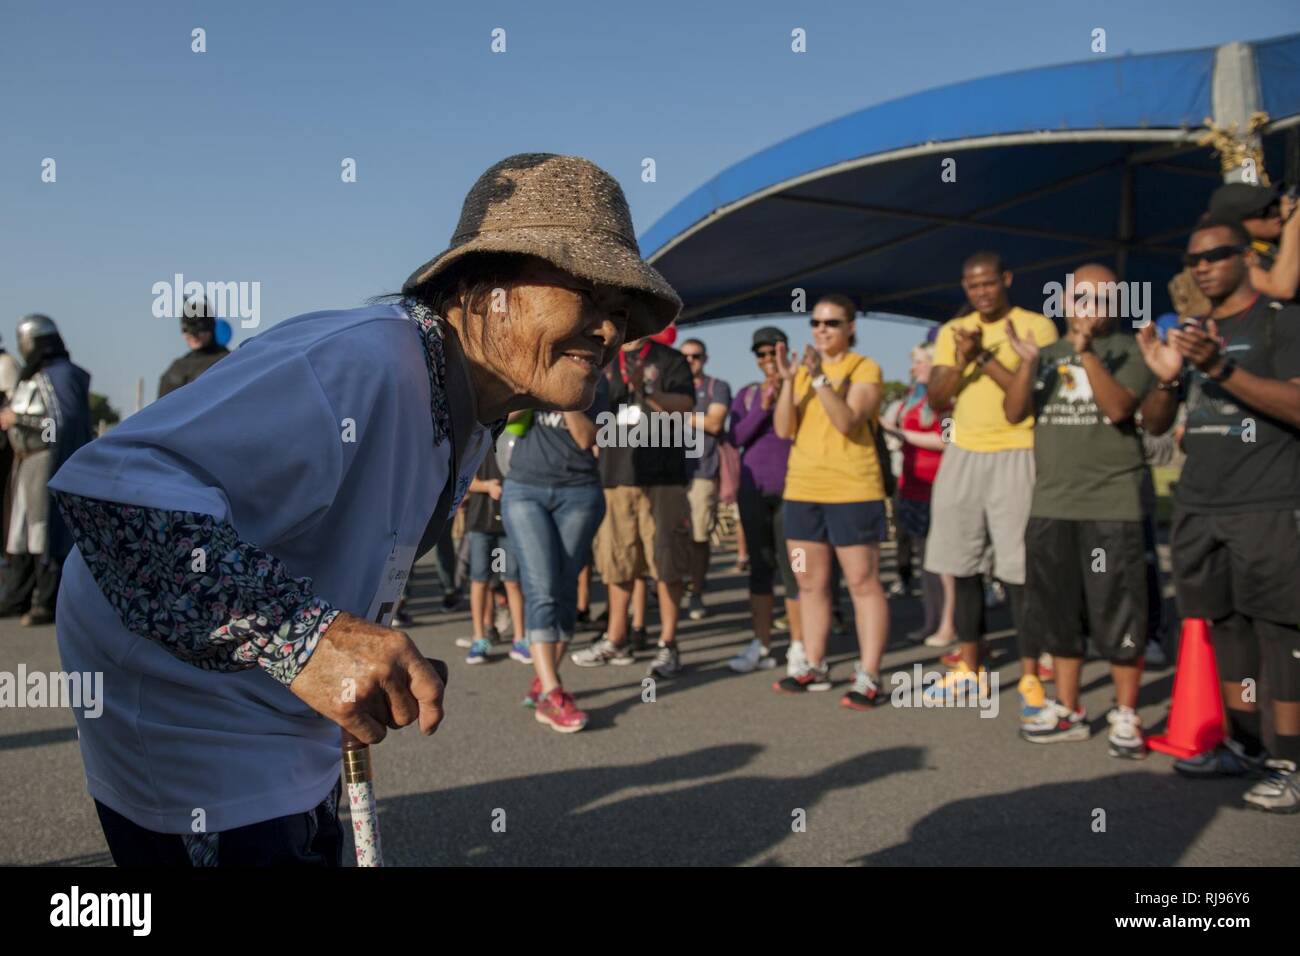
[467,532,518,583]
[501,480,605,644]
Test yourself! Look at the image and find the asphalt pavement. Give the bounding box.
[2,543,1294,866]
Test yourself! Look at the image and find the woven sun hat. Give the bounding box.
[403,153,681,341]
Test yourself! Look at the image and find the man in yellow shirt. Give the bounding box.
[923,251,1059,708]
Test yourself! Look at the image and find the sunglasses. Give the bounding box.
[1182,245,1244,267]
[682,352,705,361]
[809,318,846,329]
[753,347,778,358]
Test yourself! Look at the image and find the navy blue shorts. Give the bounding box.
[782,499,887,547]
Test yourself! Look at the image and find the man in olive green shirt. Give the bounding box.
[1003,263,1167,757]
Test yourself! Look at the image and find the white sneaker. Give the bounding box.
[786,640,808,676]
[455,636,474,649]
[688,594,707,621]
[729,638,776,673]
[923,630,957,648]
[1106,706,1147,759]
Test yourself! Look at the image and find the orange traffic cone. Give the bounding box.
[1148,618,1225,759]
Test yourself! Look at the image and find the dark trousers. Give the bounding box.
[95,783,344,867]
[0,552,60,615]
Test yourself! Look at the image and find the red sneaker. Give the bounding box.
[535,688,588,733]
[522,676,542,708]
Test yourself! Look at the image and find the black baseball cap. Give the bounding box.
[1208,182,1281,221]
[751,326,787,351]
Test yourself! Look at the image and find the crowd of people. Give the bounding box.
[26,154,1300,867]
[412,181,1300,818]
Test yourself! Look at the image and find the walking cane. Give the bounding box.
[342,659,448,868]
[343,733,383,867]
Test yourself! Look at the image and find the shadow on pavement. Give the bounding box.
[378,744,926,865]
[854,770,1245,866]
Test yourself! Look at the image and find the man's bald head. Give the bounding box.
[1072,262,1119,325]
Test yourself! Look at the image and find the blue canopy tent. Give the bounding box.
[642,32,1300,327]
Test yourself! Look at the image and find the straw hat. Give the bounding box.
[403,153,681,341]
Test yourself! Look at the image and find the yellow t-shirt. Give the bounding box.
[783,351,884,503]
[933,307,1059,452]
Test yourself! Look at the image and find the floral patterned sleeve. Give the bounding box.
[52,490,340,686]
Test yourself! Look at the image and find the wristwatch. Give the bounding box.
[1208,358,1236,383]
[812,374,831,389]
[974,349,996,368]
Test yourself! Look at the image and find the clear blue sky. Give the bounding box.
[3,1,1298,416]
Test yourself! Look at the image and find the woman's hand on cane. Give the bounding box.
[289,611,446,744]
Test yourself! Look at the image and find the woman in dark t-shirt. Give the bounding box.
[500,375,610,732]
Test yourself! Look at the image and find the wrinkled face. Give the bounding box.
[483,258,630,410]
[910,351,932,384]
[1187,227,1248,302]
[810,301,853,354]
[960,263,1011,316]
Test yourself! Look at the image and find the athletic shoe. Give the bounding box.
[840,666,883,710]
[773,614,789,632]
[630,626,650,651]
[786,640,809,676]
[455,636,475,649]
[1021,701,1089,743]
[441,589,464,612]
[688,594,707,621]
[1173,739,1269,778]
[774,663,832,694]
[522,677,542,708]
[647,642,682,678]
[1144,641,1168,668]
[20,608,53,627]
[923,662,987,705]
[535,688,589,733]
[390,607,413,629]
[1243,760,1300,814]
[1018,674,1047,723]
[509,640,532,664]
[941,648,964,668]
[923,630,957,648]
[886,580,907,598]
[575,607,590,626]
[1106,706,1147,759]
[1037,653,1055,682]
[571,637,636,667]
[466,638,491,664]
[728,638,777,673]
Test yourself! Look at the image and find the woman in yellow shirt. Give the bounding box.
[773,294,889,710]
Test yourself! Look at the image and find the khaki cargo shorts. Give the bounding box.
[595,484,692,584]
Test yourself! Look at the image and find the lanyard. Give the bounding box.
[617,342,653,385]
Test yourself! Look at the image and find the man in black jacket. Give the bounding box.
[158,300,229,399]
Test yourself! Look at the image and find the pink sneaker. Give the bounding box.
[535,688,588,733]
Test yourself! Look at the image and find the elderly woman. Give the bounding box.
[49,154,679,866]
